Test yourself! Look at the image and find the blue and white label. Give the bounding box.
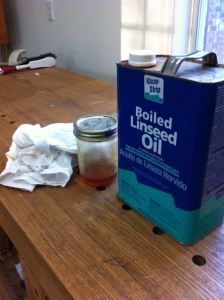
[144,75,164,104]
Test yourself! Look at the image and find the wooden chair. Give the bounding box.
[0,0,9,62]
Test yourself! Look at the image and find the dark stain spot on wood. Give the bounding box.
[122,203,131,210]
[96,186,106,191]
[152,227,164,235]
[192,255,206,266]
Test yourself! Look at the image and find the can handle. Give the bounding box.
[161,50,218,76]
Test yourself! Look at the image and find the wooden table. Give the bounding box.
[0,68,224,300]
[0,0,9,62]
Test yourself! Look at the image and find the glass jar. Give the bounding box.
[73,115,118,187]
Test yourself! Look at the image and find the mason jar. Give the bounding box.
[73,115,118,187]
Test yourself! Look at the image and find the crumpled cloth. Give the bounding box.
[0,123,77,192]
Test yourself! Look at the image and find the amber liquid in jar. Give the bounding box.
[79,160,117,187]
[80,173,116,187]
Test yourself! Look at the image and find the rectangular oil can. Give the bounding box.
[117,52,224,244]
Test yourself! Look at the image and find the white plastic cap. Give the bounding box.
[128,49,156,67]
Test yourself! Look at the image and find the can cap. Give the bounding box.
[73,115,117,141]
[129,50,156,67]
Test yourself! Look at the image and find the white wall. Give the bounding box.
[4,0,121,83]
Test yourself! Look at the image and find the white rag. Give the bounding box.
[0,123,77,192]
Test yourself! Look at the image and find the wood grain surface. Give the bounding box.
[0,227,11,253]
[0,249,25,300]
[0,0,8,43]
[0,0,9,62]
[0,68,224,300]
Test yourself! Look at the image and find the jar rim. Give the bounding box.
[73,114,117,140]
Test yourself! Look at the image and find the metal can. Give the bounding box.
[73,115,118,187]
[117,51,224,244]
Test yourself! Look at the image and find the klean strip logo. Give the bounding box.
[144,75,164,104]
